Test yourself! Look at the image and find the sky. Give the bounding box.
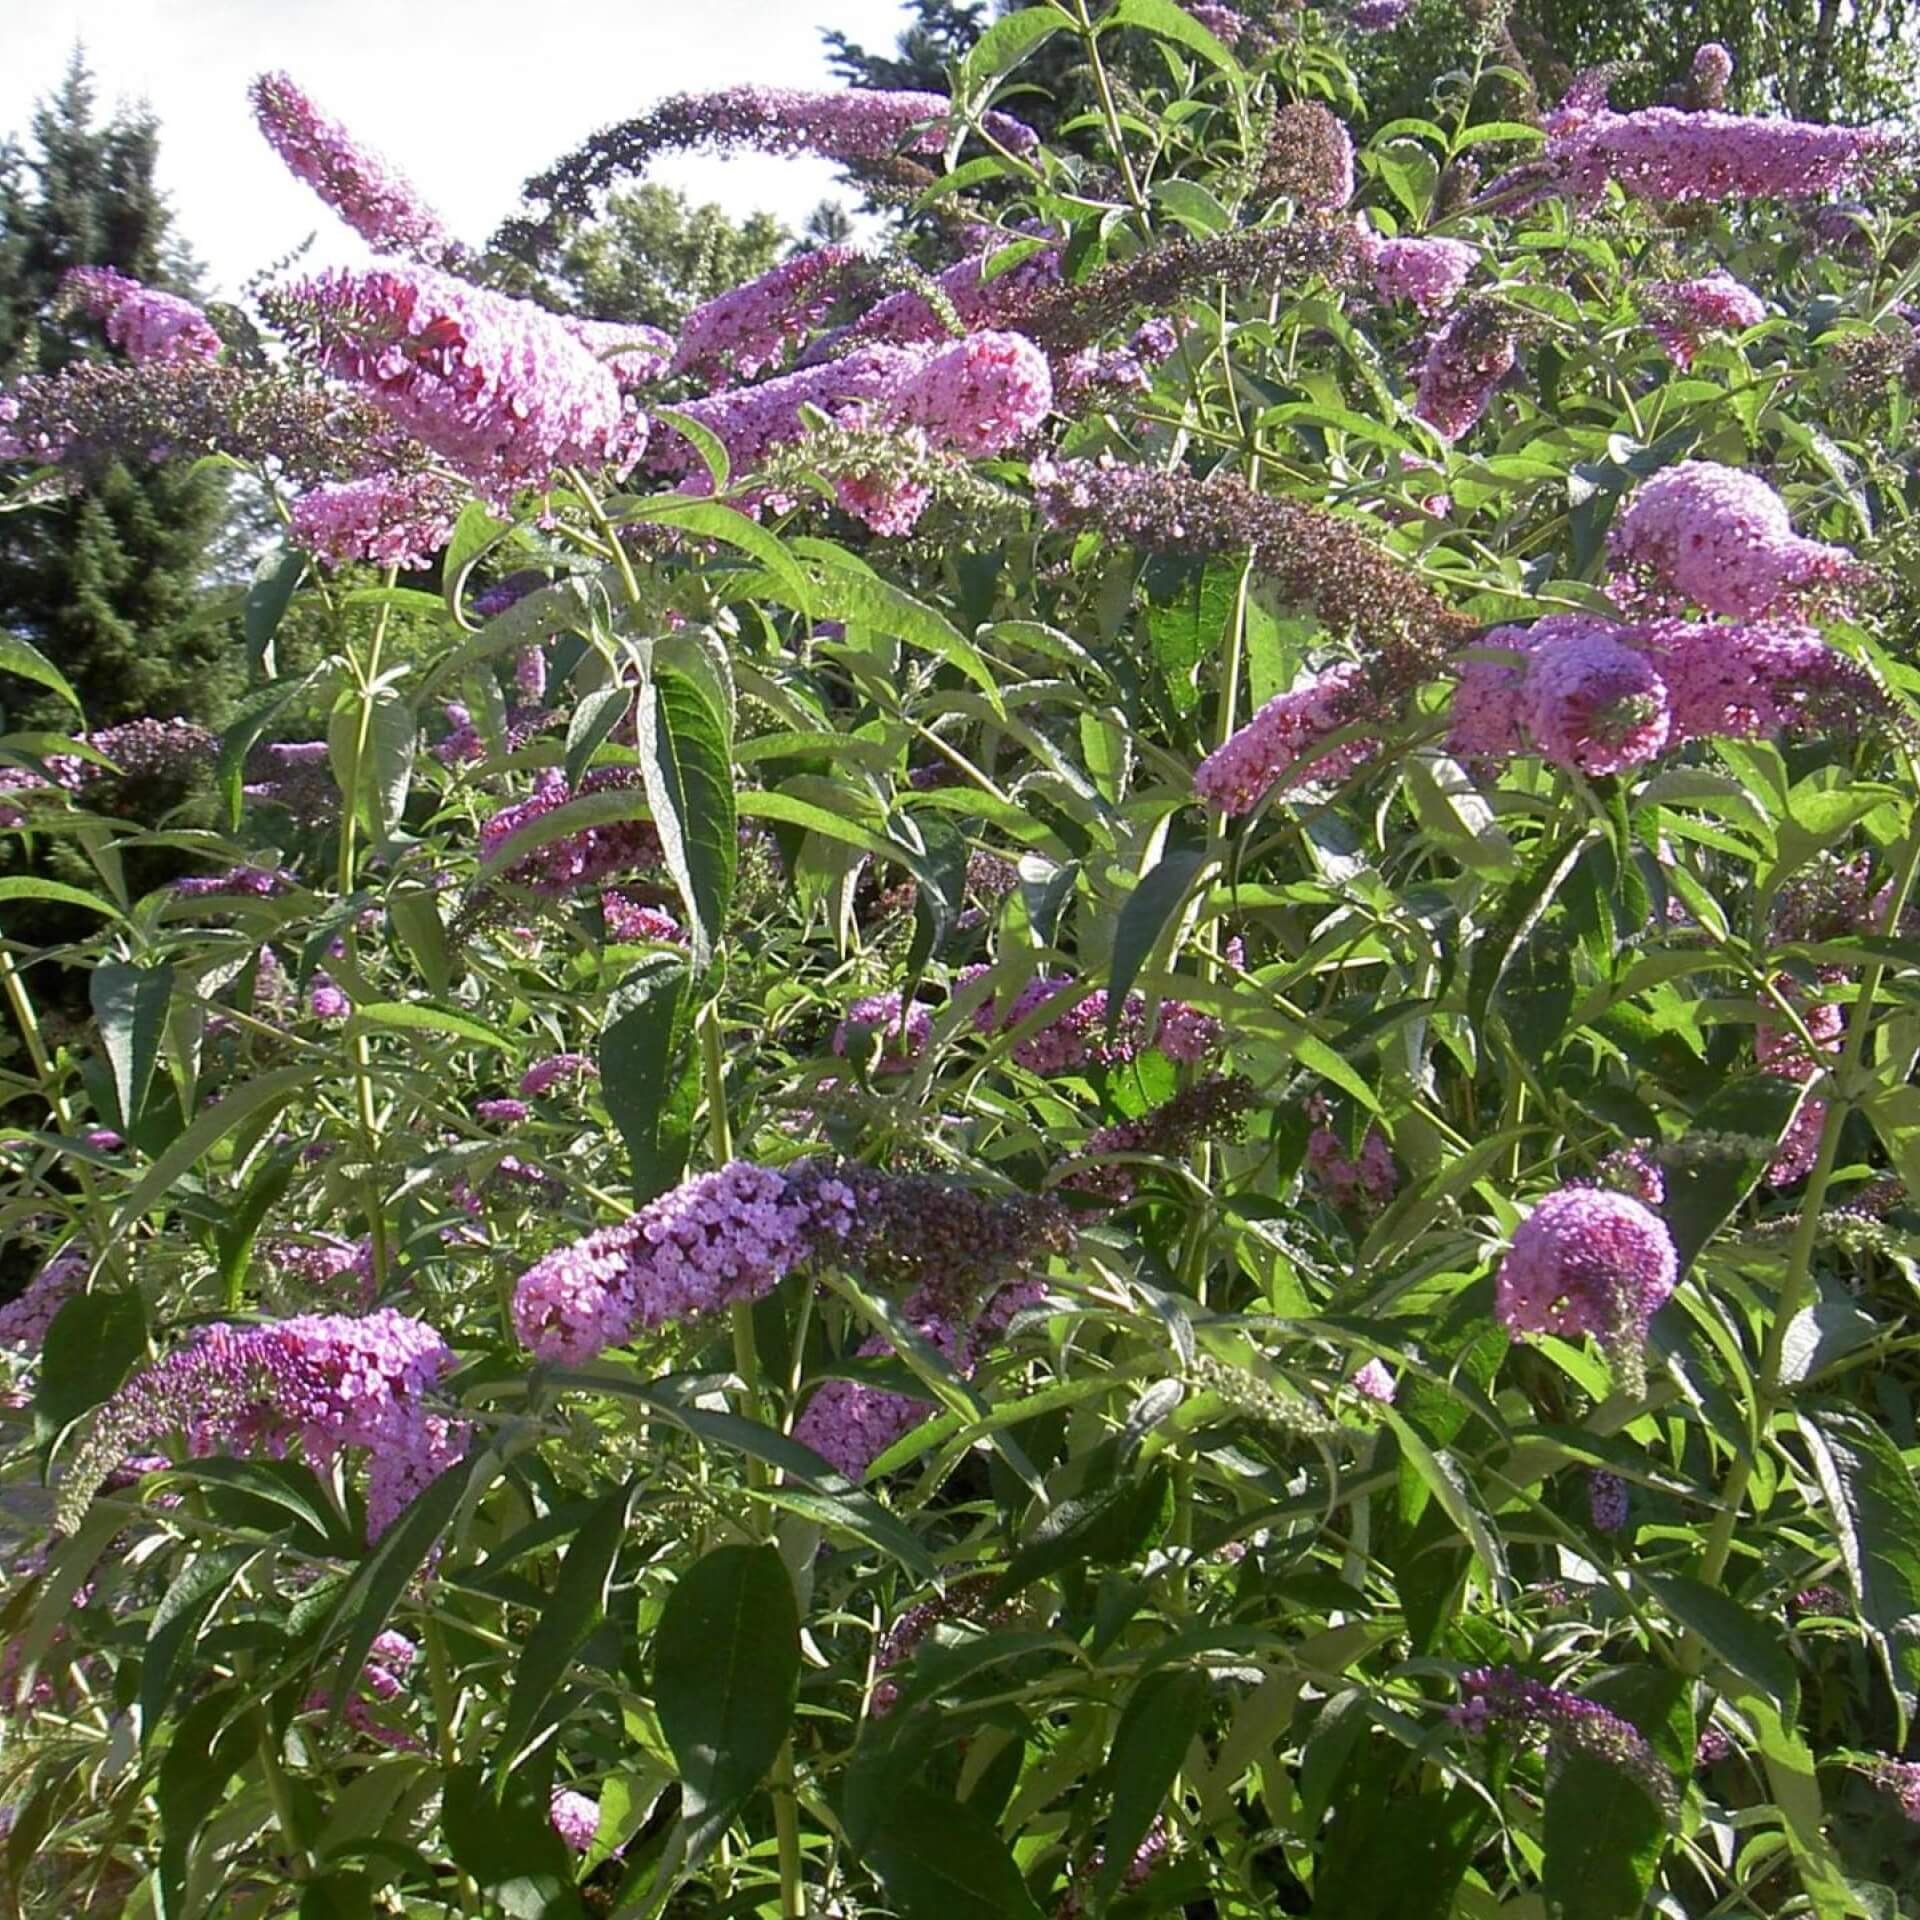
[0,0,916,297]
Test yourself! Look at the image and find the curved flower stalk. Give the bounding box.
[1414,300,1519,441]
[251,71,460,265]
[0,359,422,481]
[847,245,1062,349]
[1032,457,1473,681]
[504,86,1040,250]
[1453,1667,1680,1818]
[1001,224,1356,356]
[671,247,862,385]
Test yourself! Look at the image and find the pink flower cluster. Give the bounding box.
[0,1249,88,1354]
[1640,273,1765,368]
[792,1278,1042,1479]
[652,331,1051,530]
[1609,462,1861,618]
[479,767,662,896]
[602,893,684,943]
[1544,98,1886,207]
[510,1162,856,1364]
[1453,1666,1678,1816]
[550,1789,601,1852]
[273,262,636,499]
[173,863,298,897]
[521,1052,598,1098]
[289,471,464,570]
[558,317,675,390]
[1758,988,1843,1186]
[1306,1116,1399,1211]
[1358,230,1478,316]
[966,972,1223,1073]
[850,246,1062,349]
[833,990,934,1073]
[303,1630,422,1751]
[66,1309,465,1538]
[251,72,457,263]
[1350,1358,1397,1403]
[1449,610,1878,774]
[1194,663,1375,812]
[672,248,857,384]
[266,1233,373,1298]
[60,267,221,366]
[1496,1187,1678,1372]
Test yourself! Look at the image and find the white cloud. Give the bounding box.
[1,0,914,296]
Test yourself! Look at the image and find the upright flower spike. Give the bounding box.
[1610,462,1862,618]
[268,262,635,499]
[60,267,222,366]
[251,72,459,264]
[1414,300,1517,442]
[1260,102,1356,210]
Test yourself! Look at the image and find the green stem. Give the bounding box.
[336,576,398,1291]
[1071,0,1150,221]
[1693,804,1920,1605]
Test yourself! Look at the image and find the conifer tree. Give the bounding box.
[0,51,233,733]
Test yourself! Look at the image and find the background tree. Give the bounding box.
[0,52,234,733]
[495,181,790,331]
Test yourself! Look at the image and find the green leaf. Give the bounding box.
[653,1544,799,1856]
[737,788,897,862]
[995,1465,1174,1602]
[636,667,736,970]
[846,1780,1047,1920]
[1102,0,1244,85]
[599,953,698,1205]
[90,960,170,1130]
[1379,1409,1509,1599]
[1662,1073,1806,1272]
[1541,1667,1688,1920]
[1098,1666,1209,1903]
[0,875,124,918]
[331,687,416,849]
[244,547,306,675]
[387,889,453,997]
[443,502,509,615]
[214,669,325,828]
[313,1460,475,1715]
[142,1545,262,1747]
[807,567,1004,714]
[500,1482,634,1773]
[300,1874,375,1920]
[1733,1689,1866,1920]
[36,1287,146,1440]
[565,683,633,789]
[158,1686,259,1919]
[1466,830,1596,1036]
[613,492,812,613]
[648,408,732,494]
[215,1149,298,1311]
[348,1001,512,1050]
[1106,844,1213,1039]
[0,628,82,716]
[1638,1571,1797,1708]
[959,5,1064,98]
[110,1065,317,1239]
[1800,1407,1920,1743]
[441,1763,585,1919]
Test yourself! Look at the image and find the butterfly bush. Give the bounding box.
[7,20,1920,1918]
